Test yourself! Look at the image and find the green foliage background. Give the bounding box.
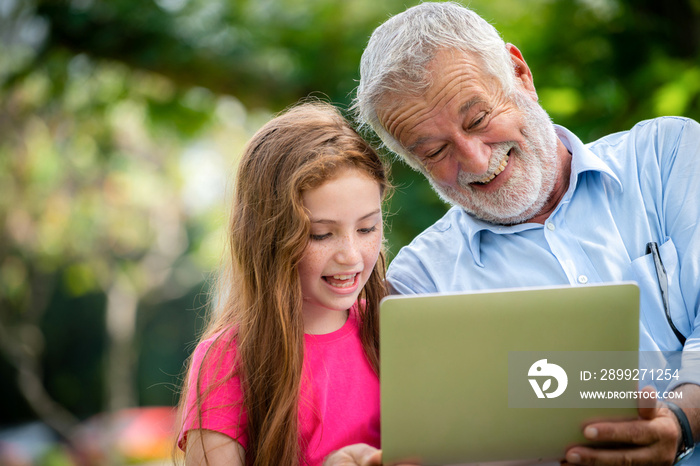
[0,0,699,444]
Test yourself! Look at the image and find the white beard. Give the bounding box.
[430,92,561,225]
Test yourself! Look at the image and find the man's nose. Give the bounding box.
[453,134,491,175]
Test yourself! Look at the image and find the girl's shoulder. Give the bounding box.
[194,327,237,351]
[189,328,239,378]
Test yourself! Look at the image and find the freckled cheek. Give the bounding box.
[361,237,383,267]
[298,244,333,277]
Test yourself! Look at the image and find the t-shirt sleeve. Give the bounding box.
[178,333,248,451]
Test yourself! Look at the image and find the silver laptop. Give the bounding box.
[380,282,640,465]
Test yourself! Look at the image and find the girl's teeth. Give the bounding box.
[326,274,357,288]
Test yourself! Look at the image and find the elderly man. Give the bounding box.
[352,2,699,465]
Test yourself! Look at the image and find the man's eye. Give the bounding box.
[425,146,446,160]
[426,147,444,159]
[311,233,331,241]
[469,112,489,129]
[421,146,448,172]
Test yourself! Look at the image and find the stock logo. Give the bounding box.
[528,359,568,399]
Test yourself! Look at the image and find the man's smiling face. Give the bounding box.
[378,47,567,225]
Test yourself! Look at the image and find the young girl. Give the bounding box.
[177,101,389,465]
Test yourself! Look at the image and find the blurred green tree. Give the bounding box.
[0,0,698,459]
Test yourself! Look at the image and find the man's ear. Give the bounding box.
[507,43,538,100]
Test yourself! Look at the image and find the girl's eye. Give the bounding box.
[359,225,378,234]
[311,233,331,241]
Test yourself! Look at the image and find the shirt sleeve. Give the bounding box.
[386,225,453,295]
[178,333,248,451]
[611,117,700,386]
[658,118,700,386]
[665,119,700,335]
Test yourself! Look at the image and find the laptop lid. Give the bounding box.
[380,282,640,465]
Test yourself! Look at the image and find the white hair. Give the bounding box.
[353,2,516,169]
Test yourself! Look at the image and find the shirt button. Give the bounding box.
[578,275,589,284]
[546,222,556,231]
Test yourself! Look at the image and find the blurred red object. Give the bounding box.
[72,406,180,464]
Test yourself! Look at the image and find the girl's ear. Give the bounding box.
[506,43,538,101]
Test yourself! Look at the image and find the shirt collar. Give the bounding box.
[462,124,623,267]
[556,125,622,192]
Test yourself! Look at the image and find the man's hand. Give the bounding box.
[564,387,681,465]
[323,444,382,466]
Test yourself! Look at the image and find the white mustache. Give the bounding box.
[457,142,515,186]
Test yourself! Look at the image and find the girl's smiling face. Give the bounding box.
[298,167,383,334]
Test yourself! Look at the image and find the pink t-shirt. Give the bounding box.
[178,303,380,465]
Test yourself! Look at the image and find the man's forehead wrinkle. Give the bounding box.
[400,74,473,152]
[396,98,443,149]
[381,99,429,141]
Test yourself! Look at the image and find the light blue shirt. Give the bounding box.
[387,117,700,387]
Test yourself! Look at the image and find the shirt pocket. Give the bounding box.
[626,238,690,351]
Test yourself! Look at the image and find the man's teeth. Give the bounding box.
[476,154,509,184]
